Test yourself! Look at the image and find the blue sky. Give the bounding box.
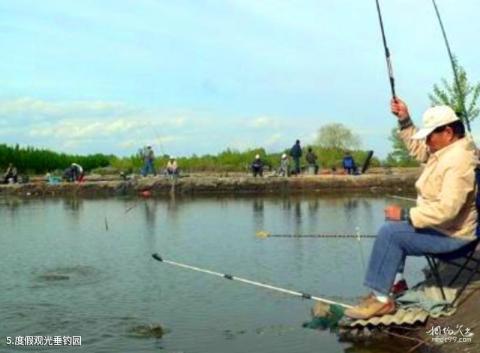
[1,0,479,158]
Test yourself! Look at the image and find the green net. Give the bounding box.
[302,303,345,330]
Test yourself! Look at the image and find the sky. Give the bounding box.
[0,0,479,159]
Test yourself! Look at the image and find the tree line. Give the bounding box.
[0,144,111,174]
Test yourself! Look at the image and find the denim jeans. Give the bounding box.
[142,160,156,176]
[364,221,472,295]
[293,157,300,174]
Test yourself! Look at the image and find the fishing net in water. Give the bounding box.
[303,302,345,330]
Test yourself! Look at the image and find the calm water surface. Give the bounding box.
[0,195,425,353]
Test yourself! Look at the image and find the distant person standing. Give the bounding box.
[305,147,319,174]
[290,140,302,175]
[251,154,264,177]
[142,146,156,176]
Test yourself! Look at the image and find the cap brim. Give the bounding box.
[411,127,435,140]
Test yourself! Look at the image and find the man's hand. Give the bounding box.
[384,204,403,221]
[391,98,410,120]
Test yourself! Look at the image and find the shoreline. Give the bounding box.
[0,169,420,198]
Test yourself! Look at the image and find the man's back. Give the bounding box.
[306,151,317,164]
[290,141,302,158]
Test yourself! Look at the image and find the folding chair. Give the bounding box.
[425,238,480,307]
[424,167,480,307]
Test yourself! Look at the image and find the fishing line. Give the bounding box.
[148,121,166,157]
[355,227,366,272]
[256,231,375,239]
[387,195,416,202]
[103,195,148,232]
[431,0,471,132]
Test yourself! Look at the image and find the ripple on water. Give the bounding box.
[31,265,103,287]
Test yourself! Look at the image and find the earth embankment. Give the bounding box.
[0,168,420,198]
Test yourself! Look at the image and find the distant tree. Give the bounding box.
[385,128,419,167]
[429,57,480,126]
[315,123,361,150]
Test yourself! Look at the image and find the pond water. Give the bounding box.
[0,194,425,353]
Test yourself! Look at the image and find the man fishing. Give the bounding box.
[345,98,478,319]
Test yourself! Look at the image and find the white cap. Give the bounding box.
[255,154,260,159]
[411,105,460,140]
[281,153,287,158]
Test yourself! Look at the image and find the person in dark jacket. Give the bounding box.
[305,147,319,174]
[289,140,302,175]
[251,154,264,177]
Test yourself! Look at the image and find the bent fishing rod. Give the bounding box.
[151,253,353,309]
[375,0,396,100]
[431,0,471,132]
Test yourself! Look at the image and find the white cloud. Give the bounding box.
[119,135,179,149]
[0,97,133,119]
[0,97,306,156]
[245,115,280,129]
[0,97,215,156]
[264,133,282,147]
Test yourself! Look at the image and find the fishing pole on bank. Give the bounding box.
[151,253,353,309]
[375,0,396,100]
[431,0,471,133]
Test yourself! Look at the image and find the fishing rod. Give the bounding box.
[375,0,396,100]
[256,231,375,239]
[151,253,353,309]
[148,121,167,157]
[431,0,471,133]
[387,195,416,202]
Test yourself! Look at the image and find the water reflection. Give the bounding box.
[343,198,358,216]
[294,201,302,224]
[306,199,320,231]
[143,201,158,231]
[63,198,83,212]
[165,193,180,226]
[308,199,319,213]
[252,198,264,229]
[0,197,22,215]
[167,193,177,212]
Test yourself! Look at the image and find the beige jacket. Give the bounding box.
[399,125,477,239]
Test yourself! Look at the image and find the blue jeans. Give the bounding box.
[364,221,472,295]
[142,160,156,176]
[293,158,300,174]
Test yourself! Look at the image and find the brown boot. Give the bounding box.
[345,294,396,320]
